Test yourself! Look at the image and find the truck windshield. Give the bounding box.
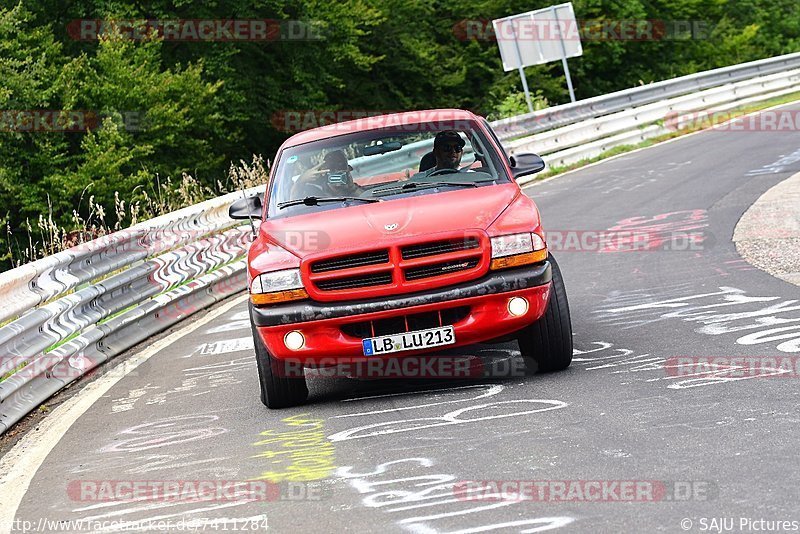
[266,121,510,217]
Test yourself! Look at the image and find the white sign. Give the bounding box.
[493,2,582,71]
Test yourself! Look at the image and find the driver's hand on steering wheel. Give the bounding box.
[427,167,461,177]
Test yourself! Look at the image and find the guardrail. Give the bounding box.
[500,64,800,178]
[2,52,799,435]
[351,52,800,181]
[0,187,261,434]
[489,51,800,142]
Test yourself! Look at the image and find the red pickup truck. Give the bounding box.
[230,109,572,408]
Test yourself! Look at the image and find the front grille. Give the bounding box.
[405,258,480,281]
[311,249,389,273]
[340,306,470,338]
[315,272,392,291]
[401,237,480,260]
[307,232,486,297]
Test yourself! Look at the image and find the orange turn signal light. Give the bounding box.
[490,249,548,271]
[250,288,309,306]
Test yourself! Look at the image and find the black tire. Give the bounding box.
[517,254,573,374]
[250,312,308,408]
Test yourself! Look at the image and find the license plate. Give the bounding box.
[362,326,455,356]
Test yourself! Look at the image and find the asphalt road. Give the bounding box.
[8,104,800,534]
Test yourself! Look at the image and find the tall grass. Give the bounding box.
[4,155,269,268]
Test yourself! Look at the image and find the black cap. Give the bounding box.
[434,130,466,149]
[323,150,353,171]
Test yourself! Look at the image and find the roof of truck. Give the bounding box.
[278,109,481,148]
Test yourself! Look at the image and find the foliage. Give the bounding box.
[1,0,798,268]
[486,91,549,120]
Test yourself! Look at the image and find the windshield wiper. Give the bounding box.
[371,180,492,196]
[277,196,380,209]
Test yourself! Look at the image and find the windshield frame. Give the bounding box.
[264,120,511,219]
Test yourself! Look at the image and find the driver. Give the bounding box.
[428,130,466,173]
[291,150,363,198]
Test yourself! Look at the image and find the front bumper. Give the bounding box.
[251,261,552,362]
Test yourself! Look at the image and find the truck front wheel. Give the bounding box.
[250,314,308,408]
[517,254,573,374]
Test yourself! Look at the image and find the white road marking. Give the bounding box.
[229,311,249,321]
[746,148,800,176]
[205,320,251,334]
[195,337,253,356]
[328,400,568,442]
[338,458,575,533]
[333,384,505,418]
[0,294,248,534]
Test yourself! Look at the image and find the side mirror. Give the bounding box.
[229,193,264,220]
[509,153,546,179]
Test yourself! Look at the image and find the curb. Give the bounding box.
[734,171,800,286]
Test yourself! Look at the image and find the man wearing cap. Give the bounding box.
[291,149,363,198]
[429,130,466,173]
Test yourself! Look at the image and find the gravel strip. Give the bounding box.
[734,171,800,286]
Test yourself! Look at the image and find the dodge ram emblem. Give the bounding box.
[442,262,470,272]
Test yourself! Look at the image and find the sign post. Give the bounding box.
[507,19,535,113]
[552,6,577,103]
[493,2,583,108]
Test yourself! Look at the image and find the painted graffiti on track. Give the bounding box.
[593,285,800,353]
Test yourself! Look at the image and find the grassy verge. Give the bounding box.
[530,90,800,181]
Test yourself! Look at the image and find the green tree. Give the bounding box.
[0,4,68,263]
[0,6,237,265]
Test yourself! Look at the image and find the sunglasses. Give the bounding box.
[439,144,463,153]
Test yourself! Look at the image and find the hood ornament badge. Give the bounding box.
[384,223,398,231]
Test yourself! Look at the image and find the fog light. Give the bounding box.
[508,297,529,317]
[284,331,305,351]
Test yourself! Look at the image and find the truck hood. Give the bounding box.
[261,183,519,257]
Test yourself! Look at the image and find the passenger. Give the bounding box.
[291,150,363,198]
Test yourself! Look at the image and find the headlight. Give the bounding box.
[490,233,547,270]
[250,269,308,305]
[491,233,534,258]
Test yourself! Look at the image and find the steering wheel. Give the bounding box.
[427,168,461,177]
[300,181,326,197]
